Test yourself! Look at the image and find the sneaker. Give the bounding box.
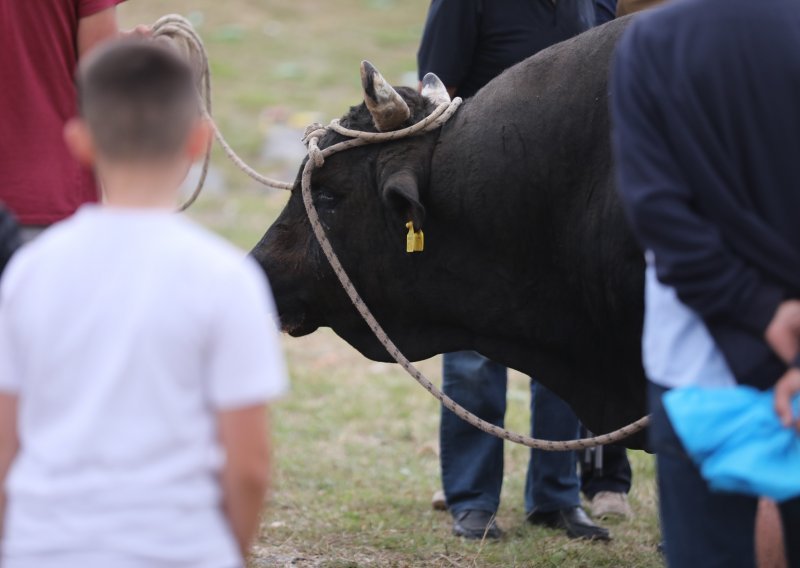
[451,509,503,540]
[590,491,633,520]
[431,490,447,511]
[527,506,611,541]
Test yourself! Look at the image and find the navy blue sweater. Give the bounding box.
[612,0,800,388]
[417,0,596,98]
[595,0,618,25]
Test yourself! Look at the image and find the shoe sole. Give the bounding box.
[529,518,611,541]
[452,528,503,540]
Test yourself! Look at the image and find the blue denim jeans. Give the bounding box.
[440,351,581,516]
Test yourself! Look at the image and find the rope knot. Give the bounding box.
[302,123,326,144]
[307,139,325,168]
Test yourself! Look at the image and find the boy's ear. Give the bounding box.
[186,118,212,161]
[63,118,95,166]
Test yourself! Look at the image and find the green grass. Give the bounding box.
[121,0,427,182]
[120,3,663,566]
[257,335,661,567]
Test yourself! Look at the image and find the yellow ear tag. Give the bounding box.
[405,221,424,253]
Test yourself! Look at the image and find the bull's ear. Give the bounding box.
[381,169,425,230]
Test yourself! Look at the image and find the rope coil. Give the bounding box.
[152,14,292,212]
[154,14,651,450]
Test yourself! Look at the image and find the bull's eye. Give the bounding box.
[315,188,339,209]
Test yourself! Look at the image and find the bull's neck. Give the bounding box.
[427,19,617,242]
[423,45,616,346]
[428,99,555,245]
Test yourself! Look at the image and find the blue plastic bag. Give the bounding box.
[663,386,800,502]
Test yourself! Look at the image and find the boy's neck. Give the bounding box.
[97,160,186,209]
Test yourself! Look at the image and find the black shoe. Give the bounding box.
[451,509,503,540]
[527,506,611,541]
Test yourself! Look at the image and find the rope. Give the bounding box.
[153,14,651,450]
[151,14,292,213]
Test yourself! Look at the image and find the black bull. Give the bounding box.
[252,18,649,448]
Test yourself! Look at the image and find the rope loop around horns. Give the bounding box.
[153,14,651,450]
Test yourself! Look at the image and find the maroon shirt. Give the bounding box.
[0,0,123,225]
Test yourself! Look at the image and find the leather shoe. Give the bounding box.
[527,506,611,541]
[452,509,503,540]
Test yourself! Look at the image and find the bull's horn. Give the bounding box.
[360,60,411,132]
[421,72,451,105]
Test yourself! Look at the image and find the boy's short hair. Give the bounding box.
[76,39,200,162]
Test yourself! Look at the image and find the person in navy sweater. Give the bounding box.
[417,0,629,542]
[612,0,800,565]
[595,0,618,24]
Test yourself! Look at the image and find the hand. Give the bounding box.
[120,24,152,39]
[764,300,800,364]
[774,368,800,431]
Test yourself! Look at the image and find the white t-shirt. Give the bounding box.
[643,253,736,390]
[0,205,288,568]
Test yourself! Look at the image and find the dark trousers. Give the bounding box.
[439,351,631,515]
[580,441,633,499]
[440,351,580,515]
[649,383,800,568]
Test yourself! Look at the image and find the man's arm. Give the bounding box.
[611,27,784,337]
[218,404,271,559]
[77,6,120,58]
[595,0,617,25]
[416,0,481,96]
[0,393,19,537]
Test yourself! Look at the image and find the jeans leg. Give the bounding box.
[649,383,758,568]
[525,381,581,514]
[779,497,800,568]
[440,351,507,515]
[580,443,633,499]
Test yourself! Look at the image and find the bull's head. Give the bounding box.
[251,62,462,362]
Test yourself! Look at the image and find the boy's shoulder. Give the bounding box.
[169,215,236,254]
[0,213,83,289]
[164,216,270,302]
[3,210,260,294]
[171,216,258,274]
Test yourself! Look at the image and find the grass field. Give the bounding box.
[120,2,662,566]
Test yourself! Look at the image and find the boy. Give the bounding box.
[0,41,288,567]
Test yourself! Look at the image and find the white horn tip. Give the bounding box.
[421,72,451,105]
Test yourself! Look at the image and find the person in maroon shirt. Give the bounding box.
[0,0,128,241]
